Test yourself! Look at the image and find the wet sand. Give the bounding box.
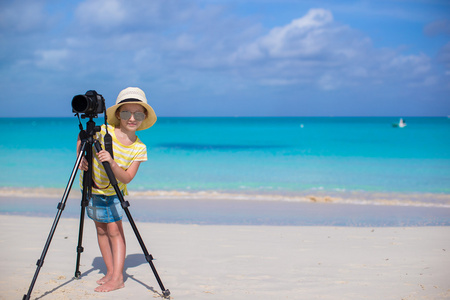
[1,189,450,226]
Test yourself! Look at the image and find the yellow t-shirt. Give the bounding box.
[80,124,147,196]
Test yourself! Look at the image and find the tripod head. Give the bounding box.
[74,90,113,159]
[78,117,101,144]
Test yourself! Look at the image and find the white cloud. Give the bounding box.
[225,9,436,91]
[73,0,199,35]
[388,53,431,76]
[233,9,335,61]
[260,9,334,58]
[75,0,127,30]
[318,73,341,90]
[424,19,450,36]
[0,0,53,34]
[35,49,70,70]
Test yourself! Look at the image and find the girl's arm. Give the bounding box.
[96,149,141,184]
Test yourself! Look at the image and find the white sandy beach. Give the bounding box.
[0,214,449,300]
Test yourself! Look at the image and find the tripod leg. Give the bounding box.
[121,205,171,297]
[74,143,93,278]
[93,141,170,298]
[74,190,89,278]
[23,142,87,300]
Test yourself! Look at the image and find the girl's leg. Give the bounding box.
[94,221,114,285]
[95,220,126,292]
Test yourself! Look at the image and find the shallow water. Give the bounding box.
[1,117,449,195]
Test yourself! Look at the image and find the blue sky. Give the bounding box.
[1,0,449,117]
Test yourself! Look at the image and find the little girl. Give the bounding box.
[77,87,156,292]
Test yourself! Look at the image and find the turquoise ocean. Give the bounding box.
[1,117,449,226]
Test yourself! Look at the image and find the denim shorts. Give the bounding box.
[86,193,124,223]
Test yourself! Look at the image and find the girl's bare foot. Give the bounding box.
[94,278,124,292]
[96,275,112,285]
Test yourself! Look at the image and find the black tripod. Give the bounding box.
[23,117,170,299]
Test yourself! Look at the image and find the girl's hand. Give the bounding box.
[96,149,114,164]
[79,156,88,171]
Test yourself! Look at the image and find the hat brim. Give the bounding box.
[106,101,157,131]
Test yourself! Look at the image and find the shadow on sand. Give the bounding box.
[34,253,167,299]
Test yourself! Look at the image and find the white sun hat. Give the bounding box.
[106,87,157,131]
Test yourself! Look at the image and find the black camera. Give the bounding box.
[72,90,105,116]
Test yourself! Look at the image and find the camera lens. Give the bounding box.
[72,95,89,113]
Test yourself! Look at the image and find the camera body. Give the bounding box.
[72,90,105,117]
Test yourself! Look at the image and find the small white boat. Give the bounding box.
[392,118,407,128]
